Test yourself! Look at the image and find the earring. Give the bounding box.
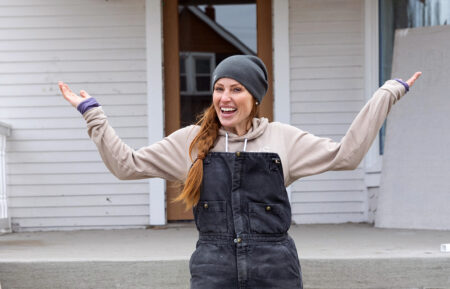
[256,101,259,106]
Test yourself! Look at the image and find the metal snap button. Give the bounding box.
[234,237,242,244]
[266,205,271,211]
[236,151,241,157]
[203,203,209,209]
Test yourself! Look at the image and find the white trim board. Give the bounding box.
[364,0,382,181]
[273,0,291,200]
[146,0,165,226]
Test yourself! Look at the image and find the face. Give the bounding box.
[213,78,254,136]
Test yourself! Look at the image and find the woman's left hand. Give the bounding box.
[404,71,422,88]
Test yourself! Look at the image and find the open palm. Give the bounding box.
[58,81,91,108]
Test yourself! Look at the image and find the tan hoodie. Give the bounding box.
[83,80,406,186]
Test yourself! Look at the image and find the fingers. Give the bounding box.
[59,81,73,95]
[80,90,91,99]
[58,81,83,107]
[406,71,422,87]
[58,81,73,101]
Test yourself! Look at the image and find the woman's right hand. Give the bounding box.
[58,81,92,108]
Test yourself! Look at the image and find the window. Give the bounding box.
[179,52,215,95]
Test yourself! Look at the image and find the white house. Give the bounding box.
[0,0,448,232]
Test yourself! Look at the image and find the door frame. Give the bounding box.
[155,0,290,225]
[162,0,275,221]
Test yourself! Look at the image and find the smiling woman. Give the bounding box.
[213,78,255,136]
[59,54,420,289]
[212,55,268,135]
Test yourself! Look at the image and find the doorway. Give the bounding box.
[163,0,273,221]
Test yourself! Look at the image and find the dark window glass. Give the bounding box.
[180,76,187,92]
[195,58,210,74]
[180,57,186,73]
[196,76,211,91]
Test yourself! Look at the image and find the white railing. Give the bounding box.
[0,121,11,232]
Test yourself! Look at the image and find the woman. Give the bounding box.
[59,55,421,289]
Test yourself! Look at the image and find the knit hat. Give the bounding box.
[212,55,268,103]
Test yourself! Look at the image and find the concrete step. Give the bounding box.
[1,258,450,289]
[1,224,450,289]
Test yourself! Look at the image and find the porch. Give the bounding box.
[1,223,449,289]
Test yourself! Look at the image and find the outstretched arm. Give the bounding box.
[58,82,195,181]
[286,72,421,183]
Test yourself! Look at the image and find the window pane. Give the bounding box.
[180,57,186,73]
[196,76,211,92]
[198,3,257,53]
[195,58,210,73]
[180,76,187,92]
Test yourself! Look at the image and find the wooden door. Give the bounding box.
[163,0,273,221]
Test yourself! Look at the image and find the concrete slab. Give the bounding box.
[1,223,449,261]
[1,223,450,288]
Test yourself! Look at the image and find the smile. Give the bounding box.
[221,107,237,112]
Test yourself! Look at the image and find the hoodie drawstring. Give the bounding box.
[225,132,248,152]
[225,132,228,152]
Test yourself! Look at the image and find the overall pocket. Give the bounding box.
[248,202,290,234]
[195,200,228,233]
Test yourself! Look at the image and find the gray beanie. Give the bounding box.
[212,55,268,103]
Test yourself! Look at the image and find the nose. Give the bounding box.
[220,89,232,102]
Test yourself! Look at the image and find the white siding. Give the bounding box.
[0,0,149,231]
[289,0,367,224]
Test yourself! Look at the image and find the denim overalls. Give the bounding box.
[189,151,303,289]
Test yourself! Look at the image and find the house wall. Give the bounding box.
[376,26,450,230]
[0,0,149,231]
[288,0,368,223]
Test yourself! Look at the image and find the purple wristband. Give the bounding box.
[394,78,409,92]
[77,97,100,114]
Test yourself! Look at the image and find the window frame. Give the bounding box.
[179,52,215,96]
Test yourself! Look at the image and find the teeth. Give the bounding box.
[221,107,236,112]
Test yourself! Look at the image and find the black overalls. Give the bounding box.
[189,152,303,289]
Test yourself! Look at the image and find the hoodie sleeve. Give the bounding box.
[285,80,406,184]
[82,107,195,181]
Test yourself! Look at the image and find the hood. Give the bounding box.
[218,117,269,142]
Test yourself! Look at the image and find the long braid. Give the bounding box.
[174,104,220,209]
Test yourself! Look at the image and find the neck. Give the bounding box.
[224,121,252,136]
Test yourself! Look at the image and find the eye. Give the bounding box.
[233,87,242,92]
[214,86,224,92]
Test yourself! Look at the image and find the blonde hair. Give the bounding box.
[174,102,259,209]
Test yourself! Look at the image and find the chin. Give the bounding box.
[219,120,234,128]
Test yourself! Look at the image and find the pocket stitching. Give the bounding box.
[248,202,289,234]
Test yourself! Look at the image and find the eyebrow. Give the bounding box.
[214,83,242,87]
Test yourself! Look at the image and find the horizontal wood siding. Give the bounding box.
[289,0,367,224]
[0,0,149,231]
